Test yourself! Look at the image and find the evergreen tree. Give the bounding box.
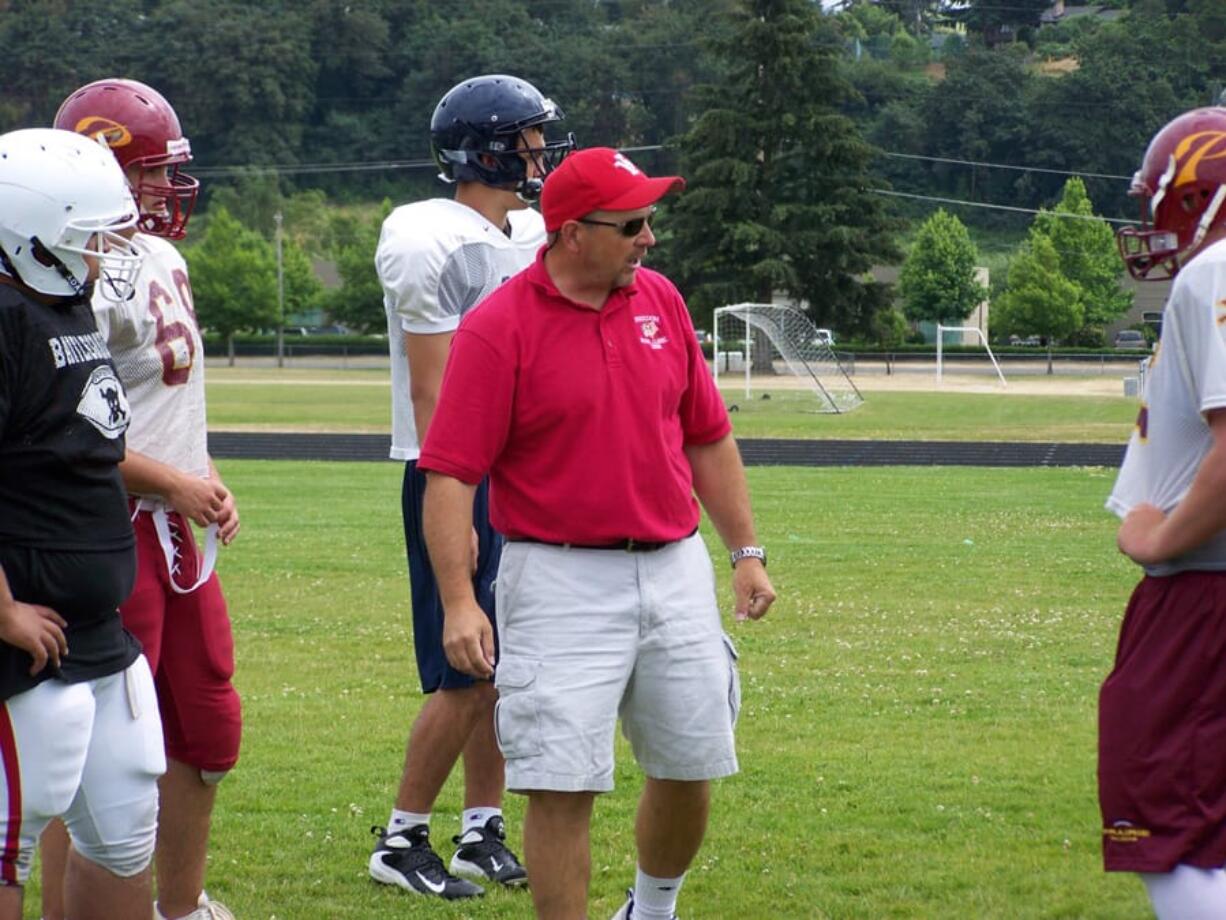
[898,209,987,326]
[665,0,901,337]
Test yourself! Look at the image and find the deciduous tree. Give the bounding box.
[185,208,278,364]
[1030,177,1131,345]
[899,209,987,325]
[996,234,1083,372]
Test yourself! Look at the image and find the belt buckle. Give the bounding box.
[625,538,638,552]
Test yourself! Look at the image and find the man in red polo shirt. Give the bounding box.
[419,147,775,920]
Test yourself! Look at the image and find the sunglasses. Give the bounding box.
[576,207,655,238]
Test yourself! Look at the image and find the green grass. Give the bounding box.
[715,388,1135,442]
[204,366,1138,443]
[205,367,392,432]
[22,460,1152,919]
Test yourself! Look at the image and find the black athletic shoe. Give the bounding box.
[449,815,529,887]
[369,824,484,899]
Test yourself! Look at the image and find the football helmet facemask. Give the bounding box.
[0,128,142,303]
[430,74,574,201]
[55,78,199,239]
[1117,107,1226,281]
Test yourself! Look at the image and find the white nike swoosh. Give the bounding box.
[490,857,503,872]
[416,870,447,894]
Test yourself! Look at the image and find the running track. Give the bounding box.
[209,433,1124,468]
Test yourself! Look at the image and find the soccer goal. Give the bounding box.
[712,304,863,414]
[935,324,1007,387]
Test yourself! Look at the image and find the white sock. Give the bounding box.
[633,866,684,920]
[388,809,430,833]
[1142,865,1226,920]
[462,807,502,834]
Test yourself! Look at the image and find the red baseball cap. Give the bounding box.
[540,147,685,232]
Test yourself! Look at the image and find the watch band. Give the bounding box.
[729,545,767,568]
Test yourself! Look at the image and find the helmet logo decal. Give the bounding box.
[613,152,642,176]
[1173,130,1226,187]
[72,116,132,149]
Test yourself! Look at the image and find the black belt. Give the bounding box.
[509,527,697,553]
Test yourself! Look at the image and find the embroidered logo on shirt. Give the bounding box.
[635,314,669,350]
[77,365,130,439]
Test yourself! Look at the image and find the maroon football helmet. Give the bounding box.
[1117,107,1226,281]
[54,78,199,239]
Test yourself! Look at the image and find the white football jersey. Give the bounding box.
[93,233,209,488]
[1107,238,1226,574]
[376,198,544,460]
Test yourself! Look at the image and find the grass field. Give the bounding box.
[21,459,1155,919]
[204,366,1139,443]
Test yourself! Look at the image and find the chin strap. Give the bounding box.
[30,236,85,296]
[0,244,19,283]
[1193,186,1226,251]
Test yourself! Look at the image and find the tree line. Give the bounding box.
[1,0,1221,346]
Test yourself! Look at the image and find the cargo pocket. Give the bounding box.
[721,633,742,727]
[494,656,543,759]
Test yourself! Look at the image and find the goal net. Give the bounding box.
[712,304,863,414]
[936,324,1007,387]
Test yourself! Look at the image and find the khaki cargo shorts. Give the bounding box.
[492,534,741,793]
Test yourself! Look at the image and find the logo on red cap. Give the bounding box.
[612,152,641,175]
[540,147,684,232]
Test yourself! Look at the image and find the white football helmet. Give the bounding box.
[0,127,142,303]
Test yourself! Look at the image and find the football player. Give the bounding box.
[40,79,242,920]
[1105,107,1226,918]
[368,74,573,900]
[0,127,163,920]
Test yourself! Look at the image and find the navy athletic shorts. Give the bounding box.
[401,461,501,692]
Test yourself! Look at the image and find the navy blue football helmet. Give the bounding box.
[430,74,574,201]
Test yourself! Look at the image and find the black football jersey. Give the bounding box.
[0,282,139,698]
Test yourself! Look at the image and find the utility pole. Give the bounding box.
[275,210,285,369]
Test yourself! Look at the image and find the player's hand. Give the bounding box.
[732,560,775,622]
[1118,503,1168,565]
[442,600,495,679]
[213,481,241,545]
[167,473,228,527]
[0,597,68,675]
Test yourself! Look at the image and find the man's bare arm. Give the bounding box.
[684,434,775,621]
[404,330,455,444]
[422,472,493,678]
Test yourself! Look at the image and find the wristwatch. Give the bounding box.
[729,545,767,568]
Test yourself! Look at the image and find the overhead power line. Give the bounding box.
[871,188,1138,225]
[882,151,1132,181]
[191,144,1132,187]
[190,144,672,178]
[192,158,436,178]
